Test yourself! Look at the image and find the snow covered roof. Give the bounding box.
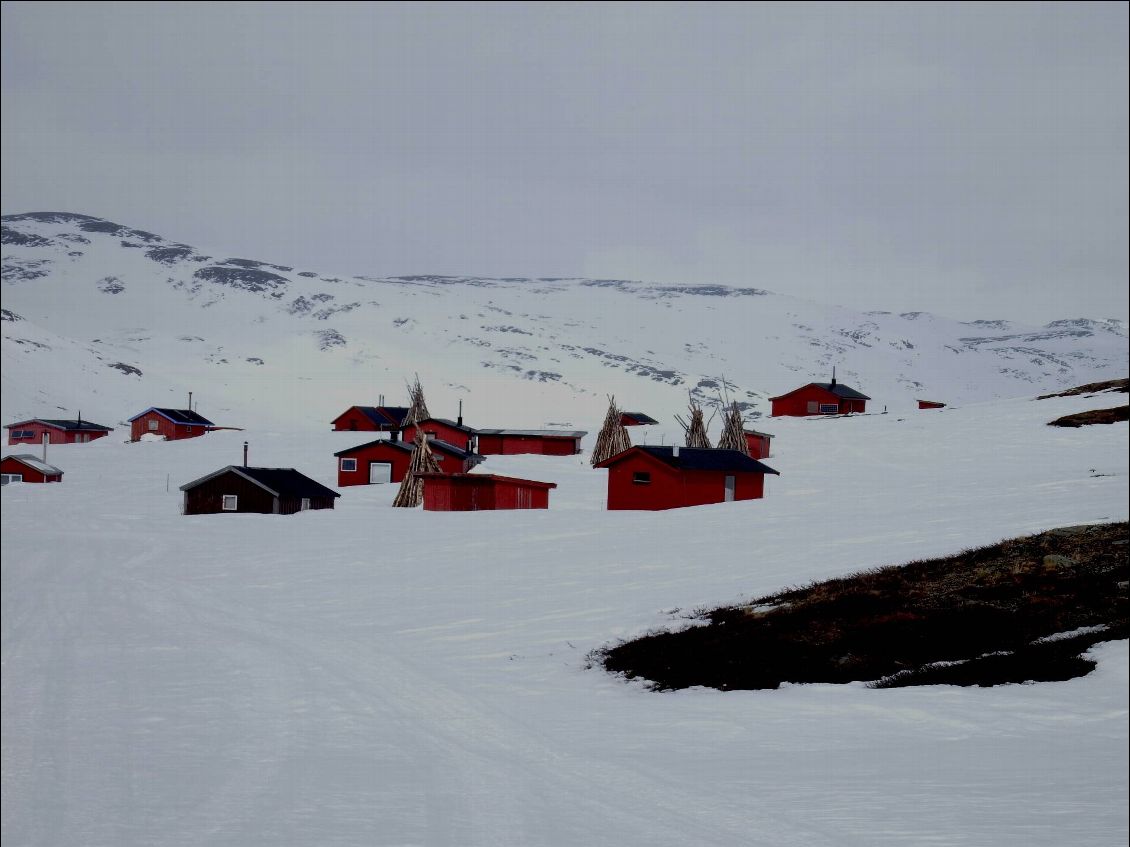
[743,429,775,439]
[5,418,112,432]
[180,466,339,499]
[596,446,779,475]
[2,454,63,475]
[129,408,215,426]
[620,412,659,425]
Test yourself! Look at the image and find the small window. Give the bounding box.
[425,430,438,440]
[148,418,159,431]
[2,473,24,485]
[340,458,357,472]
[632,471,651,484]
[300,498,311,511]
[222,494,238,511]
[13,430,34,439]
[819,404,839,415]
[806,401,819,414]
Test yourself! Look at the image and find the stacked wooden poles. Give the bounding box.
[717,401,749,455]
[391,428,442,508]
[675,398,713,449]
[590,396,632,466]
[403,374,431,427]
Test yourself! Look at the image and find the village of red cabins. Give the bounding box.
[4,372,899,506]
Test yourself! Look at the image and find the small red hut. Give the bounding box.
[917,400,946,410]
[769,376,870,417]
[475,429,586,456]
[180,466,339,515]
[400,418,478,452]
[6,418,112,445]
[418,473,556,511]
[596,446,779,511]
[619,412,659,427]
[334,438,483,487]
[743,429,775,460]
[330,405,411,432]
[129,408,215,441]
[1,454,63,484]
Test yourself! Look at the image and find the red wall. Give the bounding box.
[771,386,867,417]
[337,442,474,487]
[130,412,208,442]
[605,454,767,510]
[477,434,580,455]
[744,433,771,459]
[918,401,946,409]
[422,477,551,511]
[332,407,382,431]
[0,457,61,483]
[401,421,475,452]
[7,422,109,445]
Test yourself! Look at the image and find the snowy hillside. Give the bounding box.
[3,211,1126,433]
[2,383,1127,845]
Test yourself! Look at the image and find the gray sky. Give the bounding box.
[3,2,1127,325]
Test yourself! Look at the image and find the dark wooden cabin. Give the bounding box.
[181,466,340,515]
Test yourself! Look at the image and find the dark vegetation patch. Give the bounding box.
[108,362,143,376]
[193,266,288,294]
[1,225,53,247]
[1038,378,1128,399]
[1,308,22,322]
[1048,407,1129,428]
[600,523,1128,691]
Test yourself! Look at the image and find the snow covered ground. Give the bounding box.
[3,388,1127,846]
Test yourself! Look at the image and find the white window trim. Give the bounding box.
[148,418,159,431]
[2,473,24,484]
[300,498,311,511]
[819,403,839,415]
[340,458,357,472]
[222,494,238,511]
[632,471,651,485]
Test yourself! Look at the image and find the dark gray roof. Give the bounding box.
[416,417,477,434]
[181,466,339,498]
[6,418,112,431]
[743,429,775,439]
[130,407,215,425]
[347,406,412,427]
[621,412,659,425]
[475,429,586,438]
[598,446,779,475]
[812,382,871,401]
[335,437,482,461]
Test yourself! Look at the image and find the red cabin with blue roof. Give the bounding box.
[769,376,870,417]
[129,408,215,441]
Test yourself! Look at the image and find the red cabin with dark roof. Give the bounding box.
[129,408,215,441]
[743,429,774,460]
[917,400,946,410]
[6,418,112,445]
[475,429,586,456]
[619,412,659,427]
[334,438,483,486]
[418,473,556,511]
[400,418,477,452]
[769,379,870,417]
[1,454,64,484]
[595,446,779,511]
[331,406,411,432]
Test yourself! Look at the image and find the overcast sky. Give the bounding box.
[2,2,1127,325]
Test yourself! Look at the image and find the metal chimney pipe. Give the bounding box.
[243,441,248,466]
[672,445,680,458]
[188,391,193,411]
[458,399,463,427]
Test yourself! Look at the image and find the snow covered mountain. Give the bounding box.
[3,211,1125,432]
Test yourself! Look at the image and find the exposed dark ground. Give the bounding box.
[1037,377,1128,399]
[601,523,1129,691]
[1048,406,1129,427]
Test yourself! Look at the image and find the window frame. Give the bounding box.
[632,471,652,485]
[221,494,238,511]
[340,457,358,472]
[819,403,839,415]
[2,473,24,484]
[148,418,160,431]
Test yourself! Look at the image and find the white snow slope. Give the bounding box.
[2,213,1128,846]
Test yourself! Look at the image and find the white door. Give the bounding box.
[724,475,736,502]
[369,462,393,484]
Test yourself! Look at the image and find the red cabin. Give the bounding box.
[334,438,483,487]
[620,412,659,427]
[769,379,870,417]
[330,405,411,432]
[418,473,556,511]
[475,429,586,456]
[129,408,215,441]
[400,418,477,452]
[1,454,64,484]
[917,400,946,410]
[6,418,112,445]
[595,445,779,511]
[743,429,775,460]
